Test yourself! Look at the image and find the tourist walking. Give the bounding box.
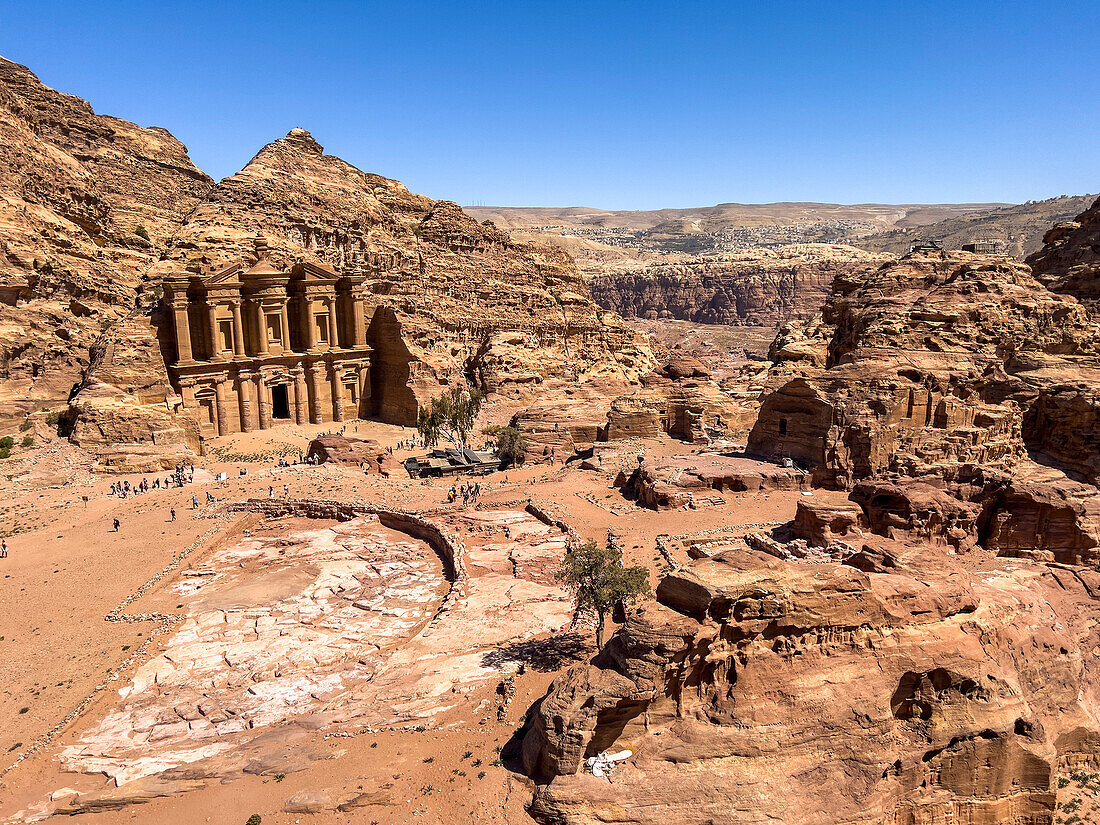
[1,539,7,558]
[112,518,120,532]
[170,508,176,522]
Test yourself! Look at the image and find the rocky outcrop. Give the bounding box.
[589,245,891,325]
[523,530,1100,825]
[625,454,809,510]
[306,435,401,475]
[0,56,656,453]
[1028,195,1100,306]
[0,56,213,428]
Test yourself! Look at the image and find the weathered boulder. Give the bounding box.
[306,435,402,475]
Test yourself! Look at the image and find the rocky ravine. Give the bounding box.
[0,57,656,463]
[589,244,891,325]
[523,231,1100,823]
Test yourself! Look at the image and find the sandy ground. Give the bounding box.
[0,412,808,824]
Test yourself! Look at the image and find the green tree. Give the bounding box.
[0,436,13,450]
[557,540,650,648]
[483,424,526,467]
[416,387,485,450]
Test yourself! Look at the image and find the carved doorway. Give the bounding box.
[272,384,291,420]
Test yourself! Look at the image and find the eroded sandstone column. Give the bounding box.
[253,300,269,356]
[230,300,246,358]
[172,300,194,363]
[304,298,319,351]
[325,297,339,349]
[279,300,292,353]
[331,365,345,422]
[237,370,254,433]
[207,301,224,360]
[293,366,308,425]
[256,372,272,429]
[307,363,324,423]
[213,379,229,436]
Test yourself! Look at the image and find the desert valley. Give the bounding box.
[0,35,1099,825]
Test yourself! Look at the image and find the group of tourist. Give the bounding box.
[109,465,194,499]
[446,482,482,505]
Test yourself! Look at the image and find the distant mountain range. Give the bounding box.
[467,196,1094,260]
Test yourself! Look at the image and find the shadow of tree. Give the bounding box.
[481,632,592,672]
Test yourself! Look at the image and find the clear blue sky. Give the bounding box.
[3,0,1098,209]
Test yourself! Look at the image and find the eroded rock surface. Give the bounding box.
[524,532,1100,825]
[590,245,890,325]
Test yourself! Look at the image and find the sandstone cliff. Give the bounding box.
[589,245,891,325]
[1028,194,1100,307]
[524,532,1100,825]
[148,127,655,424]
[0,57,655,463]
[0,56,213,424]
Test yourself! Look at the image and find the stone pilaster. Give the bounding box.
[172,300,194,363]
[293,366,308,425]
[237,370,254,433]
[230,300,246,358]
[325,297,339,350]
[307,362,325,423]
[253,300,270,356]
[213,378,229,436]
[256,371,272,430]
[331,364,345,422]
[207,301,225,361]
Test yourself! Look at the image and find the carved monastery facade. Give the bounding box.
[163,243,376,438]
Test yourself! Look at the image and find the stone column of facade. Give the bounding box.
[172,301,194,363]
[325,297,339,349]
[330,364,345,422]
[237,370,254,433]
[253,300,270,356]
[256,372,272,430]
[293,366,308,425]
[352,296,368,347]
[279,299,292,353]
[356,364,371,418]
[207,301,224,360]
[304,298,319,351]
[230,300,246,358]
[307,363,324,424]
[213,379,229,436]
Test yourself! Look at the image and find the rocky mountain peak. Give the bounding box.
[282,127,323,154]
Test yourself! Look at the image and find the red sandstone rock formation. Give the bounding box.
[0,56,212,425]
[306,435,401,475]
[589,245,891,325]
[523,525,1100,825]
[0,56,656,464]
[1028,194,1100,307]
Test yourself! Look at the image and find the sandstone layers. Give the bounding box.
[589,245,891,325]
[0,57,212,426]
[0,57,656,466]
[524,227,1100,824]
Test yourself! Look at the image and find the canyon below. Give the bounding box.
[0,51,1099,825]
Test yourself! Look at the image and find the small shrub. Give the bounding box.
[477,771,486,779]
[246,816,262,825]
[0,448,11,460]
[274,773,285,782]
[7,742,21,752]
[0,437,13,450]
[44,411,60,428]
[18,419,31,432]
[422,756,433,763]
[461,751,472,760]
[18,707,28,714]
[134,225,150,241]
[471,758,482,767]
[20,436,33,449]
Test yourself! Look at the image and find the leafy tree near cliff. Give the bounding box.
[483,424,527,466]
[558,540,650,648]
[416,386,485,451]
